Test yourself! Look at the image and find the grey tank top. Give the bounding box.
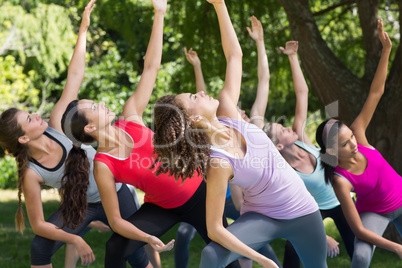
[27,127,121,203]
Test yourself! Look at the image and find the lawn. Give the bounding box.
[0,189,401,267]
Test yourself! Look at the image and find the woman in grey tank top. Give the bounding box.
[0,1,152,267]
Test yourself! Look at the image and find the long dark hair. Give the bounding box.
[60,100,95,229]
[316,119,344,185]
[152,95,210,182]
[0,108,29,233]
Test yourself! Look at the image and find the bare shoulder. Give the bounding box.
[94,161,114,178]
[23,168,45,185]
[208,157,232,170]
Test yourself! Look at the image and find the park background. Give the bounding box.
[0,0,401,266]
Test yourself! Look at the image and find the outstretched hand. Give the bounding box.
[260,258,280,268]
[247,16,264,41]
[326,236,340,258]
[377,19,392,51]
[74,237,95,266]
[395,244,402,259]
[80,0,96,31]
[184,47,201,67]
[88,220,111,232]
[152,0,167,14]
[280,41,298,56]
[148,235,175,252]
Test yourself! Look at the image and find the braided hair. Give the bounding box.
[0,108,30,233]
[152,95,211,182]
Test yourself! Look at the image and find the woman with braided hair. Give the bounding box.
[174,14,281,268]
[0,1,152,267]
[152,0,327,267]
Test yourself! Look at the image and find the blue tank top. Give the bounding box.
[294,140,340,210]
[210,118,317,220]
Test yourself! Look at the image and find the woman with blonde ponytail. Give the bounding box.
[0,1,152,267]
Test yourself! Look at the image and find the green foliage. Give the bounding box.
[0,156,18,189]
[0,3,75,79]
[0,55,39,112]
[79,45,136,114]
[0,0,400,188]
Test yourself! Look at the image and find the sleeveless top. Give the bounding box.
[210,118,318,220]
[334,144,402,214]
[26,127,120,203]
[294,140,340,210]
[94,119,203,209]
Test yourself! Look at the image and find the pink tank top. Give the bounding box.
[334,144,402,214]
[94,120,202,209]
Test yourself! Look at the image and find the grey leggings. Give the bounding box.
[352,205,402,268]
[200,210,327,268]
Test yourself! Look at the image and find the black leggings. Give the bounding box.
[105,181,232,268]
[30,184,148,267]
[283,204,355,267]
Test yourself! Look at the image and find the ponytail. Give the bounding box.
[316,119,344,185]
[59,145,90,229]
[15,153,29,233]
[60,100,96,229]
[0,108,29,233]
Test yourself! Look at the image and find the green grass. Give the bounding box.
[0,189,401,267]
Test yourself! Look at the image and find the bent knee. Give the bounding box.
[352,243,373,268]
[201,244,221,263]
[30,237,53,265]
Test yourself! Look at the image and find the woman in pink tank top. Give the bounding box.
[315,20,402,267]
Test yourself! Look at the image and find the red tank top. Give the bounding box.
[94,120,202,208]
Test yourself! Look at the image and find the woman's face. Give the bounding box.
[78,99,116,130]
[16,110,48,143]
[331,125,358,159]
[271,123,298,147]
[175,91,219,120]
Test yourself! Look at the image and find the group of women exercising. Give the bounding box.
[0,0,401,267]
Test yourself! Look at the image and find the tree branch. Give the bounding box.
[312,0,356,16]
[276,0,365,122]
[356,0,381,82]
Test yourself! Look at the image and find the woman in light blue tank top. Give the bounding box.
[0,2,151,267]
[152,1,327,267]
[263,41,355,267]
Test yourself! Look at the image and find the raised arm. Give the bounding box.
[94,162,174,252]
[120,0,166,124]
[209,0,243,119]
[206,160,278,267]
[247,16,270,129]
[280,41,312,145]
[333,175,402,258]
[50,0,95,132]
[184,47,207,93]
[23,169,95,266]
[350,19,392,147]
